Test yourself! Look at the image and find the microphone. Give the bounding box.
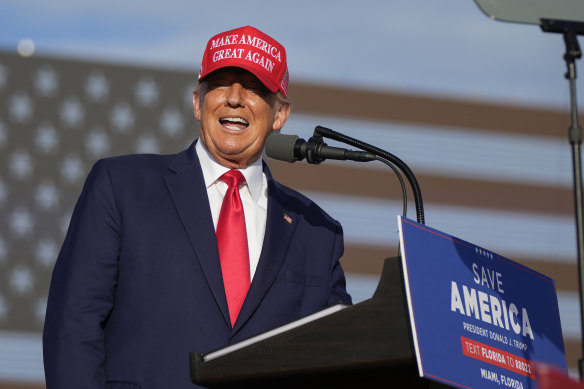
[265,133,376,164]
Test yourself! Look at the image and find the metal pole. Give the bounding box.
[562,30,584,378]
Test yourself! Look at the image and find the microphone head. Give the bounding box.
[265,133,300,163]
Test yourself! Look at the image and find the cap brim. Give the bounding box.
[199,60,281,96]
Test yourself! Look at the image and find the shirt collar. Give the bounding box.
[195,139,264,202]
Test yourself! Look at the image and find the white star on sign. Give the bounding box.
[60,97,84,128]
[10,150,33,179]
[10,208,34,236]
[85,71,110,102]
[111,102,135,133]
[135,77,159,107]
[35,182,59,211]
[160,107,184,137]
[10,266,34,294]
[61,155,84,183]
[35,66,59,96]
[35,123,59,153]
[9,92,33,122]
[86,128,110,156]
[35,239,58,267]
[135,134,160,153]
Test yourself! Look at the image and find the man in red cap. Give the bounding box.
[43,26,351,388]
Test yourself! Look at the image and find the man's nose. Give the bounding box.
[226,83,245,107]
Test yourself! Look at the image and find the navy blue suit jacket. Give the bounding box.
[43,142,351,388]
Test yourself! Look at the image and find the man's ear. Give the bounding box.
[193,90,202,121]
[272,102,290,131]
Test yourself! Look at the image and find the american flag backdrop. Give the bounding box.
[0,51,582,386]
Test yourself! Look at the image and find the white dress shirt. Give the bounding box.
[195,140,268,281]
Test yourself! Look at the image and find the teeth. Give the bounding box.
[221,117,249,125]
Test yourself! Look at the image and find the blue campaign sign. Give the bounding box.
[398,216,567,389]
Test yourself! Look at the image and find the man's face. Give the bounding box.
[193,68,290,169]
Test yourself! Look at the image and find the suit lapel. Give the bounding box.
[233,164,298,332]
[163,142,231,327]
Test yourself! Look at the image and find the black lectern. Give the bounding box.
[190,256,451,388]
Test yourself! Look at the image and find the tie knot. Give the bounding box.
[220,170,246,188]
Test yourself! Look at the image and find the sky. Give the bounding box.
[1,0,581,109]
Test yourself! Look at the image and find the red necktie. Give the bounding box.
[216,170,250,326]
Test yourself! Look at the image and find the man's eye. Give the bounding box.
[246,84,268,94]
[209,81,231,89]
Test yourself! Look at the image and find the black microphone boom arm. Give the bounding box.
[314,126,425,225]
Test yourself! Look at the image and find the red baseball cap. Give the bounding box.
[198,26,289,97]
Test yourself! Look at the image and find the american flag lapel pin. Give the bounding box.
[283,213,292,224]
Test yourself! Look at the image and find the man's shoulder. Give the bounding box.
[99,152,177,170]
[92,146,193,178]
[269,178,340,228]
[270,179,309,204]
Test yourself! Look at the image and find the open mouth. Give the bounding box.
[219,117,249,131]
